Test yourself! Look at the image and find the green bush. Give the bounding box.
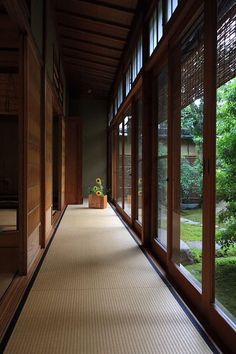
[190,248,202,263]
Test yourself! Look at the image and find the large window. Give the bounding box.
[136,99,142,224]
[166,0,179,22]
[158,1,163,41]
[149,9,157,55]
[137,36,143,74]
[126,65,132,96]
[116,109,132,217]
[132,48,137,82]
[215,0,236,324]
[117,122,123,207]
[124,112,132,216]
[172,22,204,289]
[118,81,123,108]
[156,67,168,248]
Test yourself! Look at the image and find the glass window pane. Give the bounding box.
[156,67,168,248]
[137,100,142,223]
[173,0,178,12]
[167,0,172,21]
[117,122,123,207]
[158,1,163,41]
[172,22,204,289]
[124,112,132,216]
[149,10,157,55]
[215,0,236,324]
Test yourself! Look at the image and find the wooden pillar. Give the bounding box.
[202,0,217,310]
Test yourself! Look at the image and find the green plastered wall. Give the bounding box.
[69,98,108,196]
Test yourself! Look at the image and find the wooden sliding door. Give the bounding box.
[65,117,83,204]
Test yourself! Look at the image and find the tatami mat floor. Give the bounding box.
[4,203,216,354]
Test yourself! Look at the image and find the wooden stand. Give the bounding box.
[88,194,107,209]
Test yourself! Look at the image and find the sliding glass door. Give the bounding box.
[113,101,143,231]
[115,108,132,216]
[172,21,204,289]
[156,66,168,249]
[215,0,236,324]
[136,99,142,224]
[124,111,132,216]
[117,122,123,208]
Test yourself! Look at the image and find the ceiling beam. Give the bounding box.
[70,80,111,90]
[63,54,117,71]
[60,35,122,52]
[56,9,130,30]
[62,45,120,62]
[58,23,126,44]
[62,51,117,68]
[65,62,114,80]
[73,0,135,14]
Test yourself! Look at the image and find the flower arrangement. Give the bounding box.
[88,177,106,197]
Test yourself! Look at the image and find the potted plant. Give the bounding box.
[88,177,107,209]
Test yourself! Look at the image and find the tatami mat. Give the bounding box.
[4,203,214,354]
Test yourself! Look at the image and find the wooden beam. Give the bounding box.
[73,0,136,14]
[61,39,121,59]
[62,45,120,61]
[58,23,126,45]
[65,64,113,81]
[60,35,122,52]
[62,51,117,68]
[63,55,116,72]
[56,9,131,30]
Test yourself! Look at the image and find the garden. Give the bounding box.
[179,77,236,321]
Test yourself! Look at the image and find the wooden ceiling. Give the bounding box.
[54,0,139,98]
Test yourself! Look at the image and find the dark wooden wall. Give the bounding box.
[65,117,83,204]
[61,116,66,207]
[25,38,42,269]
[44,76,53,241]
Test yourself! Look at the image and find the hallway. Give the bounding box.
[4,203,215,354]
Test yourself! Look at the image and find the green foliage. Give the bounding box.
[190,248,202,263]
[181,100,203,203]
[216,256,236,266]
[216,78,236,249]
[180,158,202,203]
[216,244,236,258]
[186,260,236,318]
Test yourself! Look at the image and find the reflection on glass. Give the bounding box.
[117,122,123,207]
[215,0,236,324]
[137,100,142,223]
[156,67,168,248]
[172,23,204,289]
[124,113,132,216]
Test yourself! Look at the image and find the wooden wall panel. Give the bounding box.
[44,77,53,240]
[65,117,83,204]
[61,116,66,208]
[26,38,41,268]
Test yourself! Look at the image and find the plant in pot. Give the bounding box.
[88,178,107,209]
